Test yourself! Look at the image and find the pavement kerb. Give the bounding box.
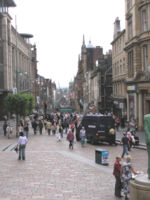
[116,139,147,150]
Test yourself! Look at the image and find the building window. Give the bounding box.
[141,9,148,32]
[128,50,133,77]
[143,45,148,71]
[128,17,133,39]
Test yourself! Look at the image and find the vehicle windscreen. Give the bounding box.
[98,117,115,130]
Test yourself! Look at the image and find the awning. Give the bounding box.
[0,0,16,7]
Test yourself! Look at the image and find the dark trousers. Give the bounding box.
[69,141,73,149]
[115,176,122,197]
[39,128,43,134]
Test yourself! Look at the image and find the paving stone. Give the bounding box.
[0,129,148,200]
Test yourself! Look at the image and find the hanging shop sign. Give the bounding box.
[127,85,136,92]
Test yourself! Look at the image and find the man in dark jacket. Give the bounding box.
[121,132,129,158]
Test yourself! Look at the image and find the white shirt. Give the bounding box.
[18,136,28,145]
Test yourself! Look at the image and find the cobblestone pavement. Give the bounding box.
[0,128,148,200]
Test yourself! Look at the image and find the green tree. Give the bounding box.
[4,94,35,137]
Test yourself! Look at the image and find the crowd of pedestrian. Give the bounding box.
[1,111,143,199]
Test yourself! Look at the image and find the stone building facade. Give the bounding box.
[112,0,150,129]
[0,0,37,115]
[125,0,150,129]
[111,18,127,118]
[73,36,112,114]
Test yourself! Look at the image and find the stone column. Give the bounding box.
[134,92,138,120]
[127,93,130,121]
[138,92,143,129]
[130,175,150,200]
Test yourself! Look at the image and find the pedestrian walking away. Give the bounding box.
[38,120,43,135]
[32,120,37,135]
[18,132,28,160]
[113,155,122,198]
[121,132,129,158]
[67,129,74,149]
[46,120,52,135]
[24,121,29,138]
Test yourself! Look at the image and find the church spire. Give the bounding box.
[83,35,85,46]
[81,34,86,53]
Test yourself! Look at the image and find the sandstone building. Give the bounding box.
[0,0,37,115]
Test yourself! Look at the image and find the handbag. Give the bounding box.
[14,145,18,153]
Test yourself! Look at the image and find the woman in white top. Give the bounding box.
[18,132,28,160]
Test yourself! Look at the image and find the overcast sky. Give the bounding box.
[10,0,125,88]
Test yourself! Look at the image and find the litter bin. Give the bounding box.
[95,148,109,165]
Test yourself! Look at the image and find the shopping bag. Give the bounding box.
[84,138,87,144]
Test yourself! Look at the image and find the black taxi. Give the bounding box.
[76,114,116,145]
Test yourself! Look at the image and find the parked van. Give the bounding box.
[76,115,116,145]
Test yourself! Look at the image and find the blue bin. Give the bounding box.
[95,148,109,165]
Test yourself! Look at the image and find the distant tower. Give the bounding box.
[113,17,121,39]
[81,35,86,53]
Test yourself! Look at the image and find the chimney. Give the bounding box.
[113,17,121,39]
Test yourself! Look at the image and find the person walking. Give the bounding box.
[113,155,122,198]
[67,129,74,149]
[18,121,24,136]
[56,124,62,142]
[6,123,13,139]
[122,155,139,200]
[18,132,28,160]
[70,122,75,133]
[121,132,129,158]
[32,120,37,135]
[24,121,29,138]
[80,126,86,147]
[38,120,43,135]
[46,120,52,136]
[51,122,56,135]
[3,121,8,136]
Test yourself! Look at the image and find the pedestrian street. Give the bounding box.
[0,130,148,200]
